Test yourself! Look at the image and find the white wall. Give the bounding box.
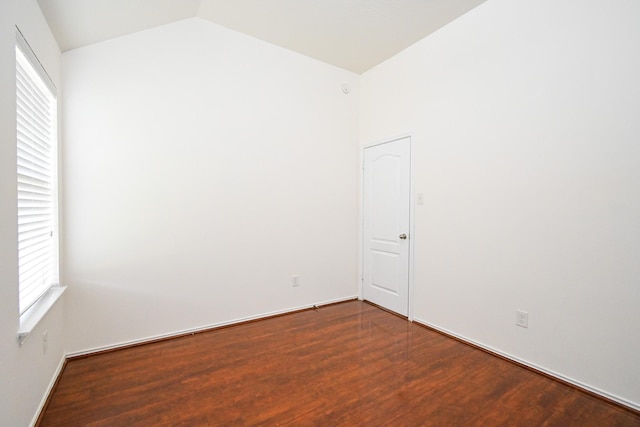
[62,18,360,353]
[5,1,636,422]
[0,1,65,426]
[360,0,640,409]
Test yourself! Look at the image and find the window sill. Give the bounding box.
[18,285,66,345]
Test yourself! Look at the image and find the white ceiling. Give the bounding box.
[37,0,486,74]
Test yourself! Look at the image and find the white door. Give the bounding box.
[363,137,411,316]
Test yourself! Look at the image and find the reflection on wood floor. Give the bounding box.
[39,300,640,426]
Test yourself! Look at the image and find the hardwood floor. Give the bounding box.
[39,301,639,426]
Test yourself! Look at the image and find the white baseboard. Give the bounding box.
[66,296,358,358]
[30,354,66,427]
[413,317,640,413]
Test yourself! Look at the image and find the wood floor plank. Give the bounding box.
[38,301,640,426]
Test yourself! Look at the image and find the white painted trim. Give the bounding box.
[414,317,640,412]
[18,285,66,345]
[357,149,364,300]
[360,133,415,319]
[29,354,66,427]
[407,135,416,321]
[362,132,413,149]
[66,296,358,358]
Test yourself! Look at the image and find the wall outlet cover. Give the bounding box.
[516,310,528,328]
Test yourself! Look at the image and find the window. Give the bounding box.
[16,30,58,316]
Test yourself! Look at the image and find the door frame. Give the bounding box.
[359,134,416,320]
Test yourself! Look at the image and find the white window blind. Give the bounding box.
[16,31,58,315]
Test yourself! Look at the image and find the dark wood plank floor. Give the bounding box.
[39,301,639,426]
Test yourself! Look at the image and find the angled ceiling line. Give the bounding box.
[37,0,487,74]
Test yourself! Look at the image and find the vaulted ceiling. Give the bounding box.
[37,0,486,74]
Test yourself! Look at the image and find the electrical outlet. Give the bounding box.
[516,310,528,328]
[291,275,300,287]
[43,330,48,355]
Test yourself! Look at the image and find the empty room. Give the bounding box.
[1,0,639,425]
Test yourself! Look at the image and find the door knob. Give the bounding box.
[399,234,407,240]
